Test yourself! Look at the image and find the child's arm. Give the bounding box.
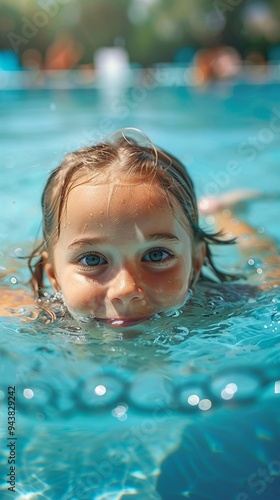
[0,288,36,318]
[198,190,280,286]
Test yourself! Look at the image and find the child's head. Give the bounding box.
[29,129,231,327]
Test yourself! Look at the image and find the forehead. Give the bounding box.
[64,181,170,219]
[60,180,191,237]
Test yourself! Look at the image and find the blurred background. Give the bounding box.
[1,0,280,87]
[1,0,280,249]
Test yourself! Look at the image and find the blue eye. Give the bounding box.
[143,249,172,263]
[79,254,106,266]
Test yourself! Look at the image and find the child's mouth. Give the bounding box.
[96,317,150,328]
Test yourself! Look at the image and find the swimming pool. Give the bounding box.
[0,83,280,499]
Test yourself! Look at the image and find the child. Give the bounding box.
[0,128,279,323]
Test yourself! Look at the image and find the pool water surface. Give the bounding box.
[0,84,280,499]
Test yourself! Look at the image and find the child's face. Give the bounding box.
[44,179,202,328]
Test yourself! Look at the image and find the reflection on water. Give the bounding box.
[1,282,280,417]
[1,283,280,497]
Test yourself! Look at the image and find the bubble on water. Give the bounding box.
[36,412,45,421]
[210,370,262,402]
[111,403,128,421]
[94,384,106,396]
[78,373,124,409]
[10,276,17,284]
[221,383,238,400]
[23,388,34,399]
[172,326,190,342]
[244,257,264,271]
[188,394,199,406]
[177,380,208,411]
[14,247,23,257]
[165,309,181,318]
[271,312,280,323]
[198,398,212,411]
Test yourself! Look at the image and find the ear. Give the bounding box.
[191,240,206,286]
[42,251,60,291]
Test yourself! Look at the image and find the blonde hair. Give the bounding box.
[28,129,235,296]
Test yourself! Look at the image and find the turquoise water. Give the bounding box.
[0,85,280,499]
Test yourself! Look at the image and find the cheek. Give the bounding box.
[60,277,105,315]
[163,277,189,297]
[152,261,191,296]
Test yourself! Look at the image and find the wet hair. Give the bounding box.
[28,128,236,296]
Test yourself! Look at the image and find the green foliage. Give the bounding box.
[0,0,280,65]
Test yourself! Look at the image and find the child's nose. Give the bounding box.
[107,267,144,304]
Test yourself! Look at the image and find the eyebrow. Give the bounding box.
[67,232,179,250]
[148,232,179,242]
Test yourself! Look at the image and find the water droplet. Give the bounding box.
[244,257,264,271]
[198,398,212,411]
[210,370,262,401]
[14,247,23,257]
[188,394,199,406]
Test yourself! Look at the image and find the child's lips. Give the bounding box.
[95,316,150,328]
